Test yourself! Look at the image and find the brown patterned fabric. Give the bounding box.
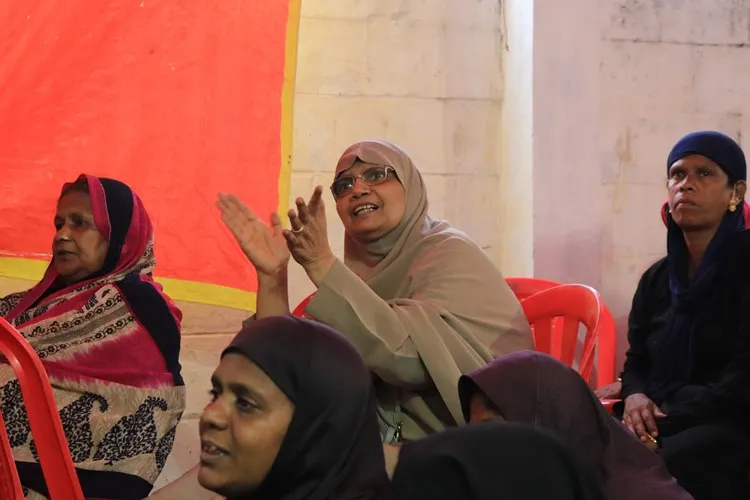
[1,175,184,499]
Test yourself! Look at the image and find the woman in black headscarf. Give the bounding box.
[386,421,605,500]
[195,315,388,500]
[617,130,750,499]
[459,351,692,500]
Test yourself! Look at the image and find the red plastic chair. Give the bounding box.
[505,277,563,301]
[507,277,617,390]
[0,317,84,500]
[519,284,616,390]
[291,293,315,318]
[0,409,23,499]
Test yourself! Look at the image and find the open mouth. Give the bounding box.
[200,441,228,462]
[351,203,379,217]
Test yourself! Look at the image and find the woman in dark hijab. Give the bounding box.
[459,351,692,500]
[386,421,605,500]
[618,130,750,500]
[197,315,388,500]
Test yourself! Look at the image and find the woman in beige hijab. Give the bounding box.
[217,140,532,444]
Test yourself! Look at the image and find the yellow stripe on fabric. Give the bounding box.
[278,0,302,223]
[0,257,255,311]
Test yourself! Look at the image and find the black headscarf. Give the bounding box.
[222,316,388,500]
[385,421,606,500]
[459,351,691,500]
[649,131,747,402]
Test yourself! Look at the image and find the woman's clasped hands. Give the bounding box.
[217,186,337,284]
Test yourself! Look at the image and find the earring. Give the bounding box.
[729,199,738,212]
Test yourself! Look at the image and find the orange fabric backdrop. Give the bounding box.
[0,1,299,308]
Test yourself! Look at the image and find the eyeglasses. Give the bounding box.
[330,165,397,199]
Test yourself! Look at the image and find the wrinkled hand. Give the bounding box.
[217,193,290,276]
[283,186,336,284]
[623,392,666,444]
[594,380,622,400]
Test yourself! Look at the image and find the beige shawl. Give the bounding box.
[306,140,532,441]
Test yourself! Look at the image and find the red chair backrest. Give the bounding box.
[519,284,615,388]
[506,277,617,388]
[292,293,315,318]
[0,409,23,499]
[505,277,562,300]
[594,307,617,389]
[0,317,84,500]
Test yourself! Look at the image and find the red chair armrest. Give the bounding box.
[600,398,620,415]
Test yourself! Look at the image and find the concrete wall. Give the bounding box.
[597,0,750,361]
[287,0,507,308]
[499,0,750,364]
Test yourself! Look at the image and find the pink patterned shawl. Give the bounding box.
[0,175,185,499]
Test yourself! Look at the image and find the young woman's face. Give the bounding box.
[198,353,295,497]
[53,190,108,284]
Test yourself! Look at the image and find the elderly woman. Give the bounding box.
[618,131,750,500]
[217,140,532,447]
[0,175,184,499]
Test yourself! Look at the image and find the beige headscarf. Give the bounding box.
[337,140,432,278]
[307,140,532,440]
